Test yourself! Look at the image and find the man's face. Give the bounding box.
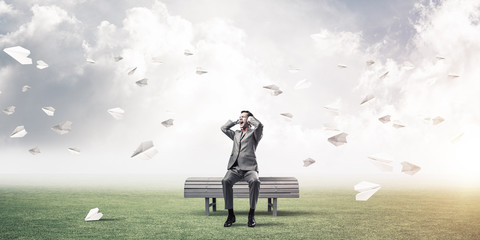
[238,112,249,128]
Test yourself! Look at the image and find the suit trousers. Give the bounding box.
[222,167,261,210]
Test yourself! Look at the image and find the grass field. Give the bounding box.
[1,186,480,239]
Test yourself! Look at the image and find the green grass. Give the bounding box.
[1,186,480,239]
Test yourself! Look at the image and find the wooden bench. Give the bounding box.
[184,177,299,217]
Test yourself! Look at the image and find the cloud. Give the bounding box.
[0,0,17,16]
[310,29,362,56]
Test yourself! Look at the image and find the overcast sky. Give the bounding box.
[1,0,480,187]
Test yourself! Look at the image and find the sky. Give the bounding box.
[1,0,480,187]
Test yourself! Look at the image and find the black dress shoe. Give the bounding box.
[224,215,236,227]
[248,215,256,227]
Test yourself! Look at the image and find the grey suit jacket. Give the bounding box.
[221,116,263,171]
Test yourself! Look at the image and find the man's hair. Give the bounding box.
[241,110,254,117]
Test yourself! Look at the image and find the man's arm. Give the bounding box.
[221,120,237,140]
[248,116,263,142]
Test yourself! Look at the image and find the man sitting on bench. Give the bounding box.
[221,110,263,228]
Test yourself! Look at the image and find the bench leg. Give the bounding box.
[268,198,272,212]
[205,198,210,216]
[212,198,216,212]
[273,198,277,217]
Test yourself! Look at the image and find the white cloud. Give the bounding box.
[0,0,17,15]
[310,29,362,56]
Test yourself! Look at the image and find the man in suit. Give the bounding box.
[221,110,263,228]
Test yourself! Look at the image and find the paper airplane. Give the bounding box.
[3,106,15,115]
[379,71,389,80]
[51,121,72,135]
[136,78,148,87]
[448,74,459,78]
[303,158,316,167]
[85,208,103,221]
[42,107,55,116]
[263,85,283,96]
[360,94,375,105]
[328,132,348,146]
[161,119,174,127]
[354,181,381,201]
[184,49,194,56]
[436,56,445,60]
[368,155,394,172]
[401,161,421,175]
[432,116,444,125]
[114,56,123,62]
[68,147,80,155]
[36,60,48,69]
[366,60,375,66]
[3,46,33,64]
[323,123,340,132]
[131,140,158,160]
[10,126,27,138]
[288,65,300,73]
[196,67,208,75]
[294,79,311,90]
[22,85,31,92]
[378,115,391,123]
[107,107,125,120]
[280,113,293,119]
[337,64,347,68]
[29,147,41,155]
[128,67,137,75]
[86,58,95,64]
[402,61,415,70]
[392,120,405,129]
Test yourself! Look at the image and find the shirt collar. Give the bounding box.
[241,128,248,133]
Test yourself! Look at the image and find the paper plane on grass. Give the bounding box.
[378,115,391,124]
[328,132,348,146]
[3,46,32,64]
[196,67,208,75]
[42,107,55,116]
[136,78,148,87]
[128,67,137,75]
[29,147,41,155]
[360,94,375,105]
[354,181,381,201]
[68,147,80,155]
[161,119,174,127]
[22,85,31,92]
[131,140,158,160]
[11,126,27,138]
[294,79,311,90]
[401,161,421,175]
[303,158,316,167]
[263,85,283,96]
[107,107,125,120]
[51,121,72,135]
[368,155,394,172]
[3,106,15,115]
[85,208,103,221]
[36,60,48,69]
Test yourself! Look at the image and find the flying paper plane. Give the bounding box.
[114,56,123,62]
[360,94,375,105]
[400,161,421,175]
[85,208,103,221]
[280,113,293,119]
[378,115,391,124]
[3,106,15,115]
[392,120,405,129]
[402,61,415,70]
[68,147,80,155]
[368,155,394,172]
[136,78,148,87]
[448,74,459,78]
[196,67,208,75]
[128,67,137,75]
[294,79,311,90]
[303,158,316,167]
[161,119,174,127]
[51,121,72,135]
[366,60,375,66]
[10,126,27,138]
[107,108,125,120]
[131,140,158,160]
[337,64,347,68]
[36,60,48,69]
[86,58,95,64]
[263,85,283,96]
[436,56,445,60]
[379,71,389,80]
[42,107,55,116]
[29,147,41,155]
[328,132,348,146]
[3,46,32,64]
[432,116,444,125]
[184,49,194,56]
[354,181,381,201]
[22,85,31,92]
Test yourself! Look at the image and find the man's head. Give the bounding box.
[239,110,253,129]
